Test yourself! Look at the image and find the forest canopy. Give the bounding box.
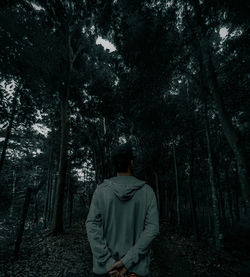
[0,0,249,273]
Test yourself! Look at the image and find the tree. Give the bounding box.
[188,0,250,202]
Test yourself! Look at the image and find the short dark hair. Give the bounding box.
[111,143,134,172]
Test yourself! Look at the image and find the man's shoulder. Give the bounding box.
[95,179,111,192]
[135,183,155,198]
[95,177,154,195]
[143,183,154,193]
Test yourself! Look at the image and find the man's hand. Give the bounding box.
[108,269,119,277]
[108,260,123,271]
[108,260,127,277]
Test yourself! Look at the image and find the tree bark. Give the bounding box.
[67,178,73,228]
[47,169,53,224]
[191,0,250,202]
[9,169,17,218]
[49,27,73,235]
[0,91,17,174]
[49,171,57,223]
[13,187,32,258]
[188,133,199,241]
[50,90,69,235]
[217,176,226,225]
[43,147,53,228]
[33,194,38,224]
[65,171,71,226]
[164,185,168,219]
[173,144,181,228]
[234,186,240,221]
[153,171,161,213]
[225,168,234,226]
[205,110,222,251]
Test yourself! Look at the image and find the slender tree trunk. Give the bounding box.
[47,169,53,224]
[86,180,91,208]
[205,111,222,251]
[234,188,240,221]
[208,211,212,234]
[103,117,108,178]
[65,172,70,226]
[14,187,32,258]
[93,150,99,184]
[97,134,105,183]
[49,27,73,235]
[9,169,17,218]
[50,91,69,235]
[191,0,249,202]
[49,171,57,223]
[188,134,199,241]
[33,194,38,224]
[164,185,168,219]
[169,195,175,224]
[153,171,161,213]
[217,177,226,225]
[67,178,73,228]
[0,91,17,174]
[65,174,69,226]
[186,81,199,239]
[173,144,181,228]
[225,169,234,225]
[43,148,53,228]
[91,133,103,184]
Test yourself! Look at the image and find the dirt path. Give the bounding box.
[151,223,249,277]
[1,222,249,277]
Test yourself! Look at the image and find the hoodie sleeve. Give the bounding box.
[85,186,116,272]
[121,188,160,270]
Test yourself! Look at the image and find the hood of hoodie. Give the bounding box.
[103,176,146,201]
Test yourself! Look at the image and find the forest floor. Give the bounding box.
[1,220,250,277]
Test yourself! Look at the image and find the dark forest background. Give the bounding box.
[0,0,249,276]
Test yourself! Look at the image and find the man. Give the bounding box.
[85,143,159,277]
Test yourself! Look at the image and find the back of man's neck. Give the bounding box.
[117,172,132,176]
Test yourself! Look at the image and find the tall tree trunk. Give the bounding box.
[86,180,91,208]
[234,186,240,221]
[188,134,199,241]
[93,149,99,184]
[33,194,38,224]
[217,176,226,225]
[173,144,181,228]
[33,166,39,225]
[103,117,108,178]
[65,172,70,227]
[43,147,53,228]
[49,27,73,235]
[90,130,104,184]
[153,171,161,213]
[169,194,175,224]
[97,134,105,183]
[49,171,57,223]
[164,185,168,219]
[9,169,17,218]
[191,0,249,202]
[47,169,53,224]
[14,187,32,258]
[67,178,73,228]
[50,90,69,235]
[225,168,234,226]
[0,91,17,174]
[205,110,222,251]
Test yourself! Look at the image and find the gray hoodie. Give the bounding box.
[85,176,159,276]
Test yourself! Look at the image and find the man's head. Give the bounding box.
[111,143,134,175]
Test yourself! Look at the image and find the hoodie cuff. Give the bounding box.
[105,256,116,272]
[121,254,132,270]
